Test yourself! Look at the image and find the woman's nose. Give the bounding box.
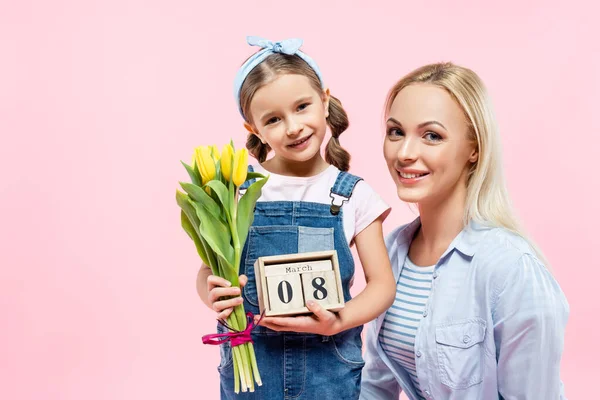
[397,137,418,163]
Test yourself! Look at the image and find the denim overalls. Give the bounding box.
[218,169,366,399]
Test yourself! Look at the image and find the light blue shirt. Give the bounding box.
[360,218,569,400]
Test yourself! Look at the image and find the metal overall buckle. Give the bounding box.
[329,190,349,215]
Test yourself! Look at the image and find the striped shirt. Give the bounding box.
[378,257,434,400]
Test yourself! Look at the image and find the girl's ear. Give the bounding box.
[245,122,266,144]
[322,88,331,118]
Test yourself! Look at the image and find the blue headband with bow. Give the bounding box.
[233,36,325,118]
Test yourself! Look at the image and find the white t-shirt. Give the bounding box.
[250,164,391,245]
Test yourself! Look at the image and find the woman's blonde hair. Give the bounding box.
[386,62,546,262]
[240,53,351,171]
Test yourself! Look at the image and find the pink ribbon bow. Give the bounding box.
[202,312,263,347]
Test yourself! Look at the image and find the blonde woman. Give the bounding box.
[360,63,569,400]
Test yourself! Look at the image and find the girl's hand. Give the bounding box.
[207,274,248,320]
[256,301,344,336]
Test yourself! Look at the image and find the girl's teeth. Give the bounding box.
[292,136,309,146]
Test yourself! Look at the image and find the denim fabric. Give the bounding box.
[219,172,365,400]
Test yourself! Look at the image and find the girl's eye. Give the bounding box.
[297,103,310,111]
[424,131,443,142]
[265,116,280,125]
[387,128,404,138]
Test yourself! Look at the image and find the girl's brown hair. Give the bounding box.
[240,53,351,171]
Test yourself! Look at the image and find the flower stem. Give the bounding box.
[248,341,262,386]
[232,352,240,394]
[227,312,249,392]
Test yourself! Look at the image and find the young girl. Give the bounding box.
[196,36,396,399]
[360,63,569,399]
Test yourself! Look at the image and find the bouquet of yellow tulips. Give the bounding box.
[176,141,268,393]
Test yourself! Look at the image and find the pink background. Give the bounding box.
[1,1,598,399]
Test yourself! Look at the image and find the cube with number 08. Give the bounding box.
[254,250,345,317]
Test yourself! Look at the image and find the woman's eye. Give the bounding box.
[387,128,404,138]
[297,103,310,111]
[265,117,280,125]
[424,131,443,142]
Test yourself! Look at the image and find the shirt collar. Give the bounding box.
[396,217,489,258]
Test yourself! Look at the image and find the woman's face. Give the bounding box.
[383,83,478,206]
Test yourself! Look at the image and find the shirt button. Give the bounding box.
[416,350,422,358]
[463,335,471,344]
[425,390,431,397]
[423,310,428,317]
[433,271,438,279]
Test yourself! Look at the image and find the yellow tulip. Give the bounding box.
[210,145,221,162]
[232,148,248,187]
[191,147,199,169]
[221,144,234,182]
[195,146,216,184]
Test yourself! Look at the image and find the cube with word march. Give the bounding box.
[254,250,345,317]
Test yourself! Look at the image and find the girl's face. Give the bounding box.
[383,83,478,206]
[246,74,330,165]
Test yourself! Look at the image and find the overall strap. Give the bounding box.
[329,171,363,215]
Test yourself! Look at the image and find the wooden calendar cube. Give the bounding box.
[265,274,305,313]
[254,250,345,317]
[301,270,339,307]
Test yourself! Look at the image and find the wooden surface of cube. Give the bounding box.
[301,270,339,307]
[264,259,332,276]
[265,274,305,314]
[254,250,345,317]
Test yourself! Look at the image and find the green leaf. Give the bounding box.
[246,171,266,181]
[178,190,220,271]
[181,210,210,266]
[177,190,230,272]
[237,175,269,249]
[229,173,235,218]
[191,200,235,265]
[179,182,221,220]
[199,233,219,275]
[215,158,223,183]
[206,180,231,219]
[181,161,201,186]
[216,252,235,276]
[176,190,200,230]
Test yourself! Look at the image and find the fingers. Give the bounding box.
[257,302,340,335]
[259,318,292,332]
[305,300,333,321]
[217,307,234,321]
[212,296,244,313]
[206,275,233,291]
[206,275,248,319]
[208,286,241,306]
[259,316,313,333]
[261,317,291,327]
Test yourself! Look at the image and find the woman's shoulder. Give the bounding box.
[473,224,540,263]
[469,223,551,285]
[473,224,568,315]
